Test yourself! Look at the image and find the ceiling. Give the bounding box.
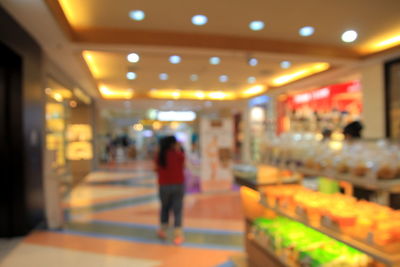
[84,48,327,93]
[1,0,400,109]
[59,0,400,51]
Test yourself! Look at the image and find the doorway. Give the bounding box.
[0,42,25,237]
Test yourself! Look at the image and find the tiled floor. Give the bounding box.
[0,161,246,267]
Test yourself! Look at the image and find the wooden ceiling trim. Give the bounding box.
[361,45,400,60]
[73,27,361,60]
[44,0,77,41]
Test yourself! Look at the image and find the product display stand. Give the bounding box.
[235,167,400,267]
[245,219,288,267]
[264,161,400,206]
[233,164,301,190]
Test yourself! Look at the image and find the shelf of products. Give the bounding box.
[259,185,400,266]
[234,164,301,190]
[236,171,400,266]
[262,133,400,193]
[266,162,400,193]
[250,216,373,267]
[247,231,290,267]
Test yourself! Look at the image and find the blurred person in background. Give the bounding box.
[342,120,373,201]
[155,136,186,245]
[343,120,363,140]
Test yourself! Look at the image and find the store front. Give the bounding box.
[277,80,362,135]
[234,74,400,266]
[44,78,93,228]
[45,78,94,187]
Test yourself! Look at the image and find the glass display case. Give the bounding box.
[235,136,400,266]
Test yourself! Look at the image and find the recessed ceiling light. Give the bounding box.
[169,55,181,64]
[190,74,199,81]
[248,58,258,66]
[209,57,221,65]
[341,30,358,43]
[299,26,314,37]
[249,21,264,31]
[219,75,228,83]
[192,15,208,26]
[247,77,256,84]
[127,53,140,63]
[129,10,145,21]
[159,73,169,80]
[280,61,291,69]
[126,72,137,80]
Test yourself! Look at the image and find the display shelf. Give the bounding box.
[265,160,400,193]
[234,175,300,191]
[259,195,400,267]
[234,163,301,190]
[233,164,257,179]
[247,232,290,267]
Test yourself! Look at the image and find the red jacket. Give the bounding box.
[156,149,185,185]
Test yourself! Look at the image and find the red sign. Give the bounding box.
[284,81,361,112]
[277,80,362,134]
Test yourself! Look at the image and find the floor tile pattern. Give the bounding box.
[1,161,245,267]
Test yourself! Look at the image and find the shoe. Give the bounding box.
[173,228,184,245]
[157,229,167,240]
[173,235,184,245]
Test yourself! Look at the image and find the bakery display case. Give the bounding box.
[236,135,400,267]
[262,133,400,205]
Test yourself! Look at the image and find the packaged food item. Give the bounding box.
[333,151,351,174]
[352,162,369,176]
[315,145,336,171]
[240,187,273,219]
[252,216,371,266]
[349,145,374,177]
[373,151,397,180]
[371,141,398,180]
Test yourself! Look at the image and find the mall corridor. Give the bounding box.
[1,0,400,266]
[0,161,244,267]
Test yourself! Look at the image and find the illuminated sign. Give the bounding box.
[67,124,93,141]
[67,142,93,160]
[157,111,196,122]
[249,95,269,107]
[250,106,265,122]
[293,87,330,104]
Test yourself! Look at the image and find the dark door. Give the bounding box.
[0,42,26,237]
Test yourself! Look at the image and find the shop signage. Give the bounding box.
[249,95,269,107]
[285,81,361,111]
[157,111,196,121]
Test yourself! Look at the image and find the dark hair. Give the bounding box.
[322,128,332,140]
[343,121,363,138]
[158,135,177,167]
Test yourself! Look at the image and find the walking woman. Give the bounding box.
[155,136,185,245]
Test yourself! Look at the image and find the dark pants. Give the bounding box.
[159,184,184,227]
